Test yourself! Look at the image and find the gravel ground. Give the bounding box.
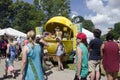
[0,59,107,80]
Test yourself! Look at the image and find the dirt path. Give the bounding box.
[0,59,107,80]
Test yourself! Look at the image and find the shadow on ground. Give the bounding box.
[0,69,20,80]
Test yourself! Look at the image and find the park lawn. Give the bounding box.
[100,63,120,76]
[67,63,120,77]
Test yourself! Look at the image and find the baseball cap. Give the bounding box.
[77,32,87,40]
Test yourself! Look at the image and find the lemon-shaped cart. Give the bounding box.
[44,16,74,62]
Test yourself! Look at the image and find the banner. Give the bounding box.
[73,23,82,51]
[35,27,43,35]
[76,23,82,33]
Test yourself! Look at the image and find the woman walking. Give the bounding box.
[101,33,120,80]
[21,30,44,80]
[74,32,88,80]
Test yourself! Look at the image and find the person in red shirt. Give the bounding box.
[101,33,120,80]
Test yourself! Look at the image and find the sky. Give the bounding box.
[19,0,120,34]
[71,0,120,34]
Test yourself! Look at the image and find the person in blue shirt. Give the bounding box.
[7,38,17,63]
[88,29,102,80]
[21,30,44,80]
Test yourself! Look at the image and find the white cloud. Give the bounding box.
[108,0,120,8]
[102,0,108,2]
[71,11,79,18]
[86,0,105,13]
[85,0,120,34]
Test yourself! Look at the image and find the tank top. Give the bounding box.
[56,44,64,55]
[9,45,16,53]
[24,43,44,80]
[76,43,88,78]
[9,44,16,61]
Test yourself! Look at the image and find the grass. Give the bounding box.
[100,63,120,76]
[67,63,76,70]
[66,62,120,77]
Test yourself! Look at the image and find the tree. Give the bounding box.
[72,16,84,24]
[109,22,120,39]
[114,22,120,34]
[34,0,41,10]
[10,1,44,33]
[39,0,71,24]
[82,20,95,32]
[71,15,94,32]
[0,0,13,28]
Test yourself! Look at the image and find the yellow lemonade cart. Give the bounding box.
[44,16,75,62]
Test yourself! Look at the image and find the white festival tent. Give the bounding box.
[0,28,26,37]
[82,28,94,43]
[0,28,94,41]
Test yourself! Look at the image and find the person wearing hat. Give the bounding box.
[55,27,62,40]
[74,32,88,80]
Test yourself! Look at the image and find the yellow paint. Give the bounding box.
[44,16,81,61]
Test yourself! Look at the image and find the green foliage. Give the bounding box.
[10,1,35,32]
[41,0,71,23]
[72,16,84,23]
[114,22,120,34]
[109,29,120,40]
[0,0,13,28]
[101,35,106,41]
[106,22,120,40]
[82,20,95,32]
[0,0,71,33]
[71,15,94,32]
[0,0,93,34]
[67,63,76,70]
[9,1,45,33]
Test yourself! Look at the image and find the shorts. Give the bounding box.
[8,66,14,72]
[56,50,64,56]
[88,60,101,72]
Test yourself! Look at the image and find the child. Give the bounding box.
[56,38,65,71]
[4,53,15,78]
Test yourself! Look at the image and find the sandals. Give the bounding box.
[12,73,16,79]
[61,68,64,71]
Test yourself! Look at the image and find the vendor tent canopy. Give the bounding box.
[82,28,94,43]
[0,28,26,37]
[82,28,94,39]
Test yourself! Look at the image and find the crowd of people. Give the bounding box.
[0,35,25,78]
[0,28,120,80]
[74,29,120,80]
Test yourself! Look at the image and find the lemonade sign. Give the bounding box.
[76,23,82,33]
[35,27,43,35]
[73,23,83,50]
